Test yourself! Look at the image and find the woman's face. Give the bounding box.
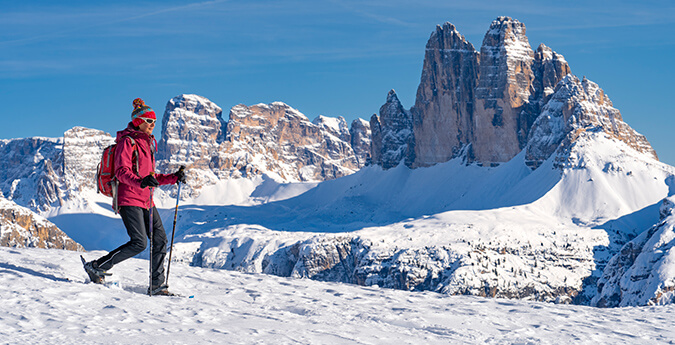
[139,119,155,135]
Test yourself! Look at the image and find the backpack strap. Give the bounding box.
[127,136,140,177]
[111,136,140,215]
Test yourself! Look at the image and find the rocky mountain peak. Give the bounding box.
[427,22,475,51]
[215,101,362,182]
[484,16,529,45]
[472,17,535,165]
[526,75,657,169]
[411,22,479,167]
[371,90,415,169]
[349,118,372,166]
[533,43,571,102]
[63,127,114,193]
[312,115,351,143]
[157,94,225,173]
[372,17,655,170]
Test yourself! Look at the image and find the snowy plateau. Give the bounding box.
[1,16,675,344]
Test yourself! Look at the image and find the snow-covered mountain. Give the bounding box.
[162,17,674,306]
[0,96,369,213]
[168,127,674,304]
[1,17,673,308]
[0,136,63,212]
[0,127,115,213]
[372,17,656,169]
[157,95,370,195]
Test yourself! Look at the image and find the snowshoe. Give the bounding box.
[80,255,111,284]
[148,285,177,296]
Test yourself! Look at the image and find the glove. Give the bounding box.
[140,174,159,189]
[173,166,187,184]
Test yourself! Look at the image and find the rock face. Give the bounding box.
[63,127,115,192]
[156,94,225,174]
[526,75,657,169]
[370,91,415,169]
[411,22,479,167]
[0,137,63,211]
[373,16,656,169]
[218,102,361,182]
[593,195,675,307]
[531,44,571,109]
[157,95,370,194]
[472,17,535,166]
[156,95,226,196]
[0,197,83,251]
[349,118,372,166]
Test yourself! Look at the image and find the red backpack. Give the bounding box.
[95,136,138,212]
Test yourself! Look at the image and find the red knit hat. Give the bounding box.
[131,98,156,127]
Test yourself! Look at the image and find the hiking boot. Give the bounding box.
[81,255,110,284]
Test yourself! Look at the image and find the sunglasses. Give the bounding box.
[142,118,156,125]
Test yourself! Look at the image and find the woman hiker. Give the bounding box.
[82,98,186,295]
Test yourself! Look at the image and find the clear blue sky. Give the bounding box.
[2,1,673,165]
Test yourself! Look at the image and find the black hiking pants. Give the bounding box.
[95,206,167,288]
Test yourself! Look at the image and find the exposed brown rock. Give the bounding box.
[0,198,83,251]
[411,22,479,167]
[472,16,535,166]
[157,95,368,196]
[157,94,225,172]
[216,102,361,182]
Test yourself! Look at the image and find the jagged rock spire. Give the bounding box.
[411,22,479,167]
[372,16,656,170]
[370,90,415,169]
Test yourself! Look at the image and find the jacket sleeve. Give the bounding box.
[114,137,142,187]
[156,173,179,186]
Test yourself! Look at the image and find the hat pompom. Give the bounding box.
[133,98,145,110]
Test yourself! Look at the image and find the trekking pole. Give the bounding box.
[148,173,155,296]
[165,165,185,288]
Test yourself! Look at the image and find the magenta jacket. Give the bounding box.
[114,123,177,209]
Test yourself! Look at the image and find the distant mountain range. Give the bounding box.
[1,17,674,307]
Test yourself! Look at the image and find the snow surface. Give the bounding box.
[2,246,674,345]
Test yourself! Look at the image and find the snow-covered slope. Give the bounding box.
[593,194,675,307]
[164,127,674,304]
[2,246,674,344]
